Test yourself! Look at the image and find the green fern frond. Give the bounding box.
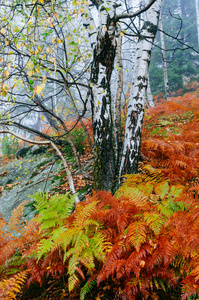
[143,212,165,234]
[74,201,98,227]
[116,187,148,207]
[80,278,97,300]
[154,181,169,200]
[89,232,106,261]
[68,271,79,292]
[61,228,79,251]
[127,221,146,252]
[80,251,95,270]
[33,192,75,232]
[36,238,53,261]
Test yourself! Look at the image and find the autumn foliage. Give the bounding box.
[0,89,199,299]
[142,87,199,185]
[0,166,199,299]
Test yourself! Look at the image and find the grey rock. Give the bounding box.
[16,146,31,158]
[0,155,63,222]
[31,145,48,155]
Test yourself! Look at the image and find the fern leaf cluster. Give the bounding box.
[142,92,199,185]
[1,169,199,299]
[0,270,29,299]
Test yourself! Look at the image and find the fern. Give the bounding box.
[0,270,29,299]
[143,212,165,234]
[80,278,97,300]
[32,192,76,232]
[126,221,146,252]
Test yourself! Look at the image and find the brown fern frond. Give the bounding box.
[148,236,178,271]
[181,276,199,300]
[26,258,44,287]
[97,243,125,284]
[125,243,151,277]
[175,160,188,169]
[188,182,199,199]
[8,201,28,233]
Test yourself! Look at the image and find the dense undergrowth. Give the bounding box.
[0,89,199,299]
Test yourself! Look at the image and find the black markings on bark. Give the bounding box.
[142,21,158,35]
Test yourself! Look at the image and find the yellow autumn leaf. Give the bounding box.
[34,85,43,94]
[57,38,62,43]
[4,70,9,78]
[1,28,5,35]
[27,71,34,77]
[41,115,45,121]
[67,36,71,40]
[97,101,101,105]
[47,17,54,27]
[0,58,3,63]
[1,83,9,96]
[7,63,11,70]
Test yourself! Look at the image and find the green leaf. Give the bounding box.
[155,181,169,200]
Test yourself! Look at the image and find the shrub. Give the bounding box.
[1,136,20,158]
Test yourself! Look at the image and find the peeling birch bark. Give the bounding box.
[119,0,161,178]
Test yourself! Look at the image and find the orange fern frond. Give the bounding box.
[0,270,29,299]
[8,201,28,233]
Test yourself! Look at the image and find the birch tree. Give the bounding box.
[119,0,161,177]
[0,0,164,192]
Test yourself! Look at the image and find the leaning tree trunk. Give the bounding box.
[119,0,161,177]
[90,1,116,191]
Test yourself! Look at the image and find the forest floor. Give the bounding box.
[0,85,199,300]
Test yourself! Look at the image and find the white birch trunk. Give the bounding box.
[119,0,161,177]
[159,11,170,100]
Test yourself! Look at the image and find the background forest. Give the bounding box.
[0,0,199,299]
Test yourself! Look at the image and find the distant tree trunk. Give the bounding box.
[196,0,199,45]
[119,0,161,177]
[146,74,154,107]
[159,11,170,100]
[114,23,123,175]
[90,1,116,191]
